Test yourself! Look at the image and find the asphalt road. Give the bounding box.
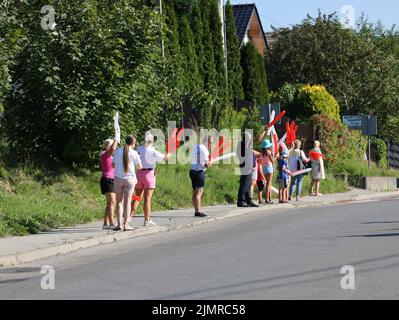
[1,197,399,300]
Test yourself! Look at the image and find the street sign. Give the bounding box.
[362,115,377,136]
[260,103,281,125]
[343,115,363,130]
[344,115,378,169]
[343,115,377,136]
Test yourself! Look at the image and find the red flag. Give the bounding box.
[267,111,286,128]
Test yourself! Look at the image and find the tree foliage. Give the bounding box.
[266,13,399,142]
[299,84,340,121]
[5,0,173,165]
[225,0,244,100]
[241,42,269,108]
[0,1,25,115]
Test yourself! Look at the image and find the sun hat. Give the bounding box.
[281,150,289,158]
[260,140,272,150]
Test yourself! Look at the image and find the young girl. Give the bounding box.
[278,150,292,203]
[112,135,142,231]
[100,139,118,230]
[256,158,266,205]
[260,140,275,204]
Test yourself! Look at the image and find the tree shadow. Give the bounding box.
[361,221,399,224]
[340,233,399,238]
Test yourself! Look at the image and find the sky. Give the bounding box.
[228,0,398,32]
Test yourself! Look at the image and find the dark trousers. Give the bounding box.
[237,174,253,205]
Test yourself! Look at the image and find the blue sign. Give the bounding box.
[343,115,377,136]
[343,115,363,130]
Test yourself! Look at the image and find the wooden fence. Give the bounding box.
[388,142,399,169]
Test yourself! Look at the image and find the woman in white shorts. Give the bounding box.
[112,135,142,231]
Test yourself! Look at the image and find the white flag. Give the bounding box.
[114,112,120,143]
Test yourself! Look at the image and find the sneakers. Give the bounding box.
[144,220,157,227]
[102,224,115,230]
[237,203,248,208]
[195,212,208,218]
[248,202,259,208]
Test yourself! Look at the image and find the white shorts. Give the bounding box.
[251,168,257,181]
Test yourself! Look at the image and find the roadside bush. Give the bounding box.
[299,84,340,121]
[311,114,367,164]
[371,137,388,169]
[270,83,340,122]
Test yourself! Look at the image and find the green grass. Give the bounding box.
[0,162,354,237]
[329,159,399,178]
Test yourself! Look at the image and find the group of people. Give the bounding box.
[99,129,325,230]
[100,134,168,231]
[236,127,325,208]
[99,133,214,231]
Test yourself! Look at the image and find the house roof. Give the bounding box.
[232,3,269,50]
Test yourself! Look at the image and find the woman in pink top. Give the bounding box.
[100,139,118,230]
[260,140,275,204]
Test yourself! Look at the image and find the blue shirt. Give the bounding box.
[278,159,288,180]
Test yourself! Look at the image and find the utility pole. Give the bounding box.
[219,0,228,89]
[159,0,165,58]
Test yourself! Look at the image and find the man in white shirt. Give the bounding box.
[189,135,211,218]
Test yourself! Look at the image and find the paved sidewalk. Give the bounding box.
[0,188,397,267]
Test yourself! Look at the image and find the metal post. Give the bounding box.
[159,0,165,58]
[223,0,228,89]
[368,115,371,169]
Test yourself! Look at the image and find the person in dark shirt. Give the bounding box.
[236,132,261,207]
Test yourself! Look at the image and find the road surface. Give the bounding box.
[1,197,399,299]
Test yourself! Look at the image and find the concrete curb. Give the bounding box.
[0,191,397,267]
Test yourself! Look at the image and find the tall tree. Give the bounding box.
[225,0,244,99]
[209,0,227,94]
[256,52,270,105]
[190,2,205,89]
[200,0,217,93]
[241,42,269,108]
[178,15,201,94]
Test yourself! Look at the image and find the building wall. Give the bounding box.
[247,13,266,56]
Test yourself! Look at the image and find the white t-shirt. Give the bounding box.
[113,147,142,179]
[190,144,209,171]
[137,145,165,169]
[288,149,307,172]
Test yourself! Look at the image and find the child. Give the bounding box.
[256,158,266,204]
[260,140,274,204]
[278,150,292,203]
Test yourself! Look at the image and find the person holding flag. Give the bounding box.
[309,141,326,196]
[131,133,168,227]
[189,134,212,218]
